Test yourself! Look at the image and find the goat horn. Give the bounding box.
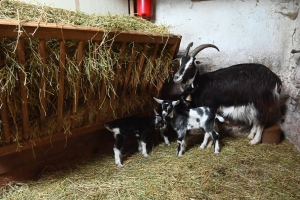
[185,42,194,56]
[190,44,219,58]
[291,49,300,54]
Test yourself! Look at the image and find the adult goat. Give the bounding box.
[173,42,282,145]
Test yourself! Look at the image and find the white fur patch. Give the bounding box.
[111,128,120,138]
[219,104,258,125]
[187,109,207,130]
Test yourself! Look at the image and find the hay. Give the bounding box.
[1,137,300,199]
[0,0,170,34]
[0,0,174,144]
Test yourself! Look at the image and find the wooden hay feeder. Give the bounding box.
[0,19,181,184]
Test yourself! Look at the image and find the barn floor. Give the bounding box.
[1,135,300,200]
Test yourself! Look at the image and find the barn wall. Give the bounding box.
[20,0,128,14]
[154,0,300,151]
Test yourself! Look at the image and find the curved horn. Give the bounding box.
[190,44,219,58]
[185,42,193,57]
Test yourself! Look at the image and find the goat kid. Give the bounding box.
[104,109,165,167]
[173,42,282,145]
[158,96,192,146]
[153,97,224,156]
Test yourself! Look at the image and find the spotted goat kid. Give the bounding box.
[153,97,224,156]
[104,109,165,167]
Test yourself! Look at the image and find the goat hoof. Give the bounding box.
[249,139,259,145]
[247,134,255,140]
[200,145,205,149]
[177,152,183,157]
[117,163,124,168]
[143,153,149,157]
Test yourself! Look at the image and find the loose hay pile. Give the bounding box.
[1,137,300,199]
[0,0,176,144]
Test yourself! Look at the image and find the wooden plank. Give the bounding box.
[86,41,99,124]
[142,43,159,96]
[57,41,66,131]
[0,20,181,45]
[0,94,10,144]
[107,42,127,119]
[0,52,10,144]
[130,43,148,102]
[38,39,47,135]
[156,40,181,97]
[97,73,107,122]
[117,45,137,116]
[17,38,30,140]
[71,41,84,129]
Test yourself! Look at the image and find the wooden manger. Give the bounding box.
[0,19,181,185]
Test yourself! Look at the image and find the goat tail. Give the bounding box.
[216,114,225,122]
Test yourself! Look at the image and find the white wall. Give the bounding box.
[20,0,128,14]
[154,0,300,150]
[155,0,298,68]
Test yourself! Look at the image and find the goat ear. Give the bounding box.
[153,108,159,115]
[172,100,180,106]
[153,97,163,104]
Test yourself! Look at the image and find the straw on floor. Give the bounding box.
[1,136,299,200]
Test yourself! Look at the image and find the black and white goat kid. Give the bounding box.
[173,42,282,145]
[104,109,164,167]
[153,97,224,156]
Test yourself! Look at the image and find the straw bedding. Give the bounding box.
[1,136,300,199]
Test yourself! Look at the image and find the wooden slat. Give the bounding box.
[57,41,66,130]
[156,41,181,97]
[0,94,10,143]
[142,43,159,96]
[17,39,30,140]
[156,37,181,97]
[0,20,181,45]
[130,43,148,102]
[86,42,99,124]
[117,45,138,116]
[97,75,107,122]
[38,39,47,135]
[71,41,84,129]
[0,52,10,144]
[97,41,115,122]
[107,42,127,119]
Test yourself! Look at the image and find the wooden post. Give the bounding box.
[57,40,66,131]
[107,42,127,119]
[156,42,181,97]
[117,45,137,116]
[87,41,99,124]
[38,39,47,135]
[17,38,30,140]
[0,52,10,143]
[142,43,159,96]
[130,43,148,102]
[71,41,84,129]
[0,92,10,144]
